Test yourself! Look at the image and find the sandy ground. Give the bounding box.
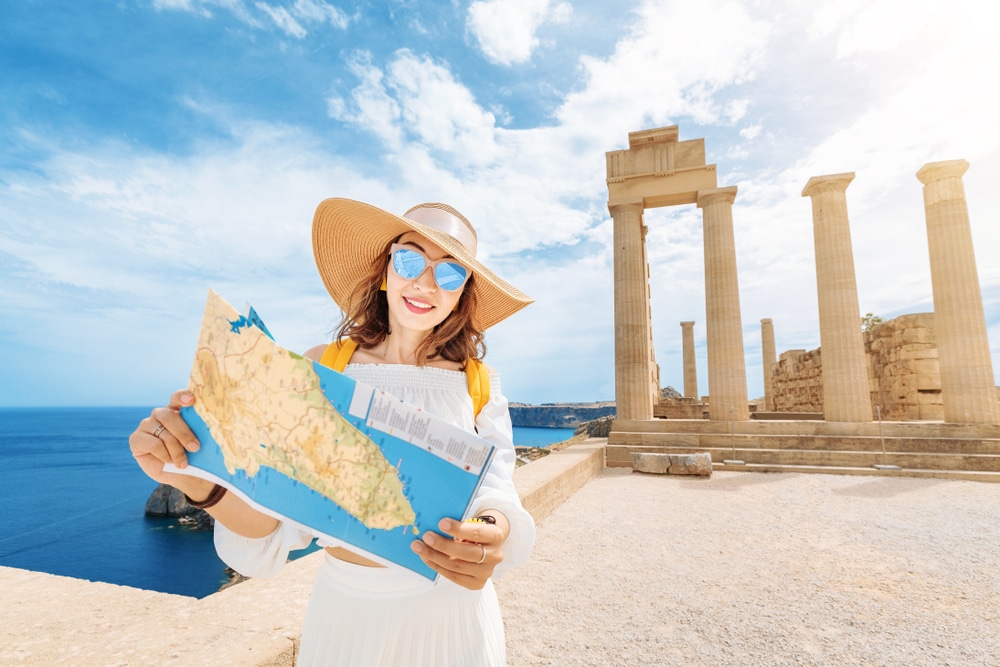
[495,468,1000,667]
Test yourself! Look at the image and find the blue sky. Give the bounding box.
[2,0,998,408]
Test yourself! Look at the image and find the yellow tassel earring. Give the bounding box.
[380,275,387,291]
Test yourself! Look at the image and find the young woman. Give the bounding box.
[128,199,536,666]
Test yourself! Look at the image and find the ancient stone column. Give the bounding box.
[680,321,698,399]
[611,201,654,421]
[760,318,777,412]
[802,173,872,422]
[917,160,1000,423]
[697,187,749,420]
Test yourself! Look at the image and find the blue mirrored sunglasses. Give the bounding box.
[389,244,469,292]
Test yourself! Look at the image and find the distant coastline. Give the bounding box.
[508,402,616,429]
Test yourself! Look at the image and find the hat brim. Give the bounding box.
[312,198,533,331]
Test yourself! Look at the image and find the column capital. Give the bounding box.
[680,320,695,327]
[760,317,772,325]
[696,186,737,208]
[607,200,644,216]
[802,172,854,197]
[917,159,969,185]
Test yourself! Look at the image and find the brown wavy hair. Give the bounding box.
[333,239,486,366]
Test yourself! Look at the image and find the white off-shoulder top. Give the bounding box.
[213,363,536,587]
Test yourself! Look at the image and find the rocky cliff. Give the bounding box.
[508,402,616,428]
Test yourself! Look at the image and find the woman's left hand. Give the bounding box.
[411,516,506,590]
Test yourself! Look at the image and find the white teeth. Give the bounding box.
[405,297,432,310]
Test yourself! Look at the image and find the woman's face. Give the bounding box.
[385,231,466,337]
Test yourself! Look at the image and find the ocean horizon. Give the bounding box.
[0,406,574,598]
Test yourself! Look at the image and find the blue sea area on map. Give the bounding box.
[180,364,491,581]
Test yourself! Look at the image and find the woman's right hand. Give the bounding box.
[128,390,210,495]
[129,390,281,537]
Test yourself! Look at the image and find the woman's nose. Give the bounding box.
[413,264,437,291]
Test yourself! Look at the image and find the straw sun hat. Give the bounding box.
[312,198,533,330]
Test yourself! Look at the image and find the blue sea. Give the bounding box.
[0,407,574,599]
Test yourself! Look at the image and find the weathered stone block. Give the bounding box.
[919,404,945,420]
[915,359,940,375]
[631,452,712,476]
[902,327,934,344]
[918,390,942,405]
[915,373,941,390]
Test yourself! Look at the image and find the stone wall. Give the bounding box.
[769,313,945,420]
[865,313,943,420]
[771,349,823,413]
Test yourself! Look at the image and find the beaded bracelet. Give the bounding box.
[184,484,227,509]
[465,514,497,525]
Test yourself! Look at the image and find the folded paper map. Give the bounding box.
[164,289,496,581]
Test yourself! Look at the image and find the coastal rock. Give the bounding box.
[144,483,215,530]
[508,402,616,428]
[515,446,552,467]
[574,415,615,438]
[219,567,250,591]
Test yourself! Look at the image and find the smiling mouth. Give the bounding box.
[403,296,433,312]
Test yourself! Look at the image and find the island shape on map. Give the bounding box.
[188,290,416,532]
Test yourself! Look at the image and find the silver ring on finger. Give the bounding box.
[152,423,167,439]
[476,544,486,564]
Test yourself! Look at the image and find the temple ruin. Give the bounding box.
[606,126,1000,477]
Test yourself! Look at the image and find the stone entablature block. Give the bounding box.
[606,125,717,207]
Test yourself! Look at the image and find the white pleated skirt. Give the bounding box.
[297,555,507,666]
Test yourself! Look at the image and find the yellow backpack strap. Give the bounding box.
[318,338,358,372]
[465,359,491,418]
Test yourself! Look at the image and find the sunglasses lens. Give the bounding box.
[391,246,468,291]
[435,262,468,291]
[393,248,426,279]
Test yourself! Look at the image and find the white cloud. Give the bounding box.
[556,0,768,143]
[387,51,500,161]
[329,52,404,148]
[804,0,953,60]
[152,0,203,11]
[329,50,501,166]
[154,0,350,36]
[256,3,307,38]
[153,0,261,26]
[287,0,350,29]
[466,0,572,65]
[0,117,411,404]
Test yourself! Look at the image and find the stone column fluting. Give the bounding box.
[611,201,654,421]
[917,160,1000,423]
[760,318,777,412]
[642,226,659,403]
[680,321,698,399]
[697,187,749,420]
[802,173,872,422]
